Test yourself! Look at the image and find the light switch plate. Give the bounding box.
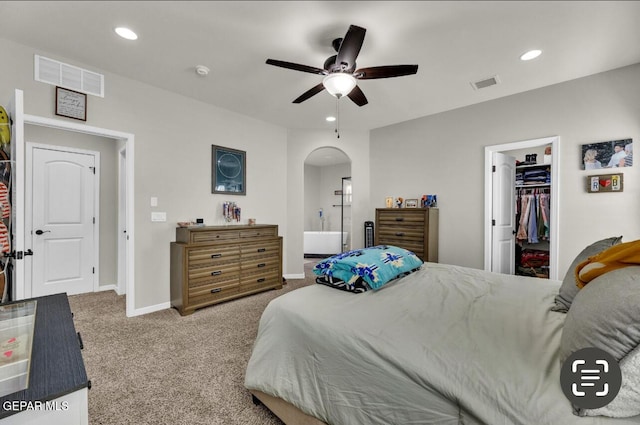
[151,212,166,222]
[150,197,158,207]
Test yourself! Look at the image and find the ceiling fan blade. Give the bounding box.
[266,59,327,75]
[347,85,368,107]
[293,83,326,103]
[355,65,419,80]
[335,25,366,71]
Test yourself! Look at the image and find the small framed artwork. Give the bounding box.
[587,174,623,193]
[581,139,632,169]
[385,197,393,208]
[405,198,419,208]
[55,86,87,121]
[212,145,246,195]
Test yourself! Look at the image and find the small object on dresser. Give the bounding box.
[248,218,256,226]
[177,221,192,228]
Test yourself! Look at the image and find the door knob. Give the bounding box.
[35,229,51,235]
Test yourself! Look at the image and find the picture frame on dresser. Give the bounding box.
[212,145,246,195]
[405,199,418,208]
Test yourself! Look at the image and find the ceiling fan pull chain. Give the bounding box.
[335,98,340,139]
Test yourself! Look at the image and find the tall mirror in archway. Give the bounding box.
[304,148,351,258]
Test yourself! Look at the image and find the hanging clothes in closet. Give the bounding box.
[515,187,550,278]
[516,188,550,243]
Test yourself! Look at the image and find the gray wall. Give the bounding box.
[370,63,640,277]
[24,126,118,289]
[1,37,288,312]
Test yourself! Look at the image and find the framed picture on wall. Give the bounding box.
[212,145,246,195]
[55,86,87,121]
[581,139,633,169]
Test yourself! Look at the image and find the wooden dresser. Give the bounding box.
[375,208,439,262]
[170,224,283,316]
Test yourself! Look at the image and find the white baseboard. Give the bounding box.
[97,284,117,293]
[284,273,305,280]
[129,302,171,317]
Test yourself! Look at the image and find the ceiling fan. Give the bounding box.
[266,24,418,107]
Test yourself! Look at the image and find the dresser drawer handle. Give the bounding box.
[211,288,222,293]
[395,217,405,221]
[211,270,222,276]
[211,253,222,258]
[257,278,266,283]
[257,263,266,268]
[257,248,266,252]
[395,232,405,237]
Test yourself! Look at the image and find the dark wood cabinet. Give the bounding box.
[170,225,283,316]
[375,208,439,262]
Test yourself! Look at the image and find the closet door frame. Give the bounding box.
[484,136,560,280]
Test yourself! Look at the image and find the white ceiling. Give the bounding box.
[1,1,639,132]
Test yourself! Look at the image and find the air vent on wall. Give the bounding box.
[34,55,104,97]
[471,75,500,91]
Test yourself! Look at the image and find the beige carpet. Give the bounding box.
[68,263,317,425]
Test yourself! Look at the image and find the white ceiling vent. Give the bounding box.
[34,55,104,97]
[471,75,500,91]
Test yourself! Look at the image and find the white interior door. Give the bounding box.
[31,147,96,297]
[491,152,516,274]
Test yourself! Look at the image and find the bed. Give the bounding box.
[244,242,640,425]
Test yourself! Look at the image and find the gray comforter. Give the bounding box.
[245,263,640,425]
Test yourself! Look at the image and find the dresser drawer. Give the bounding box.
[240,227,277,239]
[188,283,242,308]
[241,256,281,274]
[376,210,425,226]
[377,227,424,242]
[240,240,281,258]
[188,262,240,286]
[190,230,240,244]
[188,245,240,268]
[240,271,281,293]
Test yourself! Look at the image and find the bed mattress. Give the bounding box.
[245,263,640,425]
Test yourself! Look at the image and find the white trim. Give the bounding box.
[484,135,560,280]
[97,284,118,293]
[129,302,170,317]
[117,146,127,296]
[284,273,305,280]
[25,143,101,297]
[22,107,136,317]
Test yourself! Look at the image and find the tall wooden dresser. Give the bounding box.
[374,208,439,262]
[170,224,283,316]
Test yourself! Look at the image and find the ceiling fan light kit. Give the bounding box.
[323,73,357,98]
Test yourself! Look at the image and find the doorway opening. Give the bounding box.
[303,147,352,260]
[484,136,560,280]
[18,112,135,316]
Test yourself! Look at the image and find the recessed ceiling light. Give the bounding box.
[520,49,542,61]
[115,27,138,41]
[326,116,336,122]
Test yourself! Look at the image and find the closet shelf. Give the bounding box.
[516,183,550,188]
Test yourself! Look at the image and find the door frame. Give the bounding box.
[20,111,136,317]
[484,135,560,280]
[117,146,127,296]
[25,143,100,297]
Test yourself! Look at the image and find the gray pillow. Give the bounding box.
[552,236,622,313]
[559,266,640,418]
